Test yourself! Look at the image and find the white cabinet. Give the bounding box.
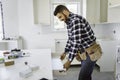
[86,0,108,24]
[108,0,120,8]
[97,40,118,72]
[116,46,120,80]
[108,0,120,23]
[33,0,50,25]
[54,39,80,65]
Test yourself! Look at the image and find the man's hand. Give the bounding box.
[63,60,71,71]
[76,53,81,61]
[60,53,66,60]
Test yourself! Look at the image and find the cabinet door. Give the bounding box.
[116,47,120,76]
[97,40,118,72]
[86,0,108,24]
[33,0,50,25]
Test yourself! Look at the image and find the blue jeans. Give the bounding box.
[78,54,96,80]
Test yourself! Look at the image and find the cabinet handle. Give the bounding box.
[56,41,60,44]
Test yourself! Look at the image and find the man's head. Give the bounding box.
[54,5,70,22]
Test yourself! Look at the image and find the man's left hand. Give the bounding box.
[63,60,71,71]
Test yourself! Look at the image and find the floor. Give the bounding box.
[53,65,115,80]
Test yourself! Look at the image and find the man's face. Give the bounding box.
[56,12,67,22]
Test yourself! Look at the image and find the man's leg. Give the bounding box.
[78,54,96,80]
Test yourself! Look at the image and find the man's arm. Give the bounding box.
[64,37,71,53]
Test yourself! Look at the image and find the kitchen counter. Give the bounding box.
[0,49,53,80]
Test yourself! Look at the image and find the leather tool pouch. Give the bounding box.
[77,51,87,61]
[85,43,102,61]
[77,42,102,61]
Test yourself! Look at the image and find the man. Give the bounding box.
[54,5,102,80]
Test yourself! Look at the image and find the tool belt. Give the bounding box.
[77,42,102,61]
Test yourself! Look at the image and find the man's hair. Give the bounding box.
[54,5,69,16]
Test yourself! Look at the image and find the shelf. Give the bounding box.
[0,40,18,42]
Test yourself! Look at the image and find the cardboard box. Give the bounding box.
[4,59,14,66]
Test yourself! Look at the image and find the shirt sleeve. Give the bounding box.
[68,20,83,62]
[64,38,71,53]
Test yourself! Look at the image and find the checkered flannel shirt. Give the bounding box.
[65,13,96,62]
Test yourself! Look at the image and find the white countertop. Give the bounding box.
[0,49,53,80]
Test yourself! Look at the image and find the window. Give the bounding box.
[0,2,4,40]
[51,0,87,31]
[52,3,81,31]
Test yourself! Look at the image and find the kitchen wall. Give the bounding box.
[17,0,68,52]
[2,0,120,53]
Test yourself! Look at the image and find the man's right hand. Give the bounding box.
[60,53,66,60]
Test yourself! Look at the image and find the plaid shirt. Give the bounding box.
[65,13,96,62]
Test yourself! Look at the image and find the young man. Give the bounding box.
[54,5,102,80]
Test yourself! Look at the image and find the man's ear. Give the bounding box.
[62,10,67,14]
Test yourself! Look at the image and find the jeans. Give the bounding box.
[78,53,96,80]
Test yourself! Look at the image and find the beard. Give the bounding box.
[62,12,68,22]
